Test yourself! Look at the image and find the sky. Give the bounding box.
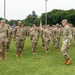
[0,0,75,20]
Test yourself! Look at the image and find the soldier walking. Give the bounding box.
[30,26,39,54]
[61,19,72,65]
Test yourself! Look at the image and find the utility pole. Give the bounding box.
[45,0,48,25]
[4,0,6,21]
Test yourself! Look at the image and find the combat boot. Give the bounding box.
[66,58,72,65]
[32,51,36,55]
[2,55,5,60]
[16,53,20,57]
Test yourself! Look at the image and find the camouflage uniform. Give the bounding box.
[13,21,26,57]
[40,25,46,48]
[0,20,8,60]
[53,25,61,49]
[43,26,51,52]
[51,26,56,46]
[61,19,72,64]
[30,27,39,54]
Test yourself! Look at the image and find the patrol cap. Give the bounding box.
[61,19,68,23]
[1,20,6,23]
[56,23,60,26]
[18,21,22,24]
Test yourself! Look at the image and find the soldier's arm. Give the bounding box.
[6,28,8,38]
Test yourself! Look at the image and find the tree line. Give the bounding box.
[0,9,75,26]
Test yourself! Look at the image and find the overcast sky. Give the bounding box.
[0,0,75,20]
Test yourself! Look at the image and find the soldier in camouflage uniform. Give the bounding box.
[13,21,26,57]
[51,25,56,47]
[30,26,39,54]
[0,20,8,60]
[40,25,46,48]
[53,24,61,50]
[6,25,12,52]
[61,19,72,65]
[43,25,51,52]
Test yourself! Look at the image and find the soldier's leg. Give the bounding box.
[55,37,60,49]
[0,42,6,60]
[21,40,25,50]
[6,40,10,52]
[0,49,2,59]
[54,38,57,49]
[52,38,55,46]
[19,40,24,57]
[20,40,24,50]
[0,43,3,60]
[34,42,38,54]
[45,40,50,52]
[32,42,36,54]
[58,37,60,48]
[53,37,56,48]
[61,42,71,64]
[15,40,20,57]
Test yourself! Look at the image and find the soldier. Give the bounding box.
[51,25,56,47]
[40,25,46,48]
[13,21,26,57]
[6,25,12,52]
[43,25,51,52]
[30,26,39,54]
[0,20,8,60]
[53,24,61,50]
[61,19,72,65]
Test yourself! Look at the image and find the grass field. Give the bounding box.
[0,37,75,75]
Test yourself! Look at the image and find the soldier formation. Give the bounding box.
[0,19,75,65]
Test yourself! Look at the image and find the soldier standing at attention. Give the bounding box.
[51,25,56,47]
[54,24,61,50]
[43,25,51,52]
[40,25,46,48]
[30,26,39,54]
[13,21,25,57]
[0,20,8,60]
[61,19,72,65]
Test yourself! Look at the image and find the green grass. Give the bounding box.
[0,37,75,75]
